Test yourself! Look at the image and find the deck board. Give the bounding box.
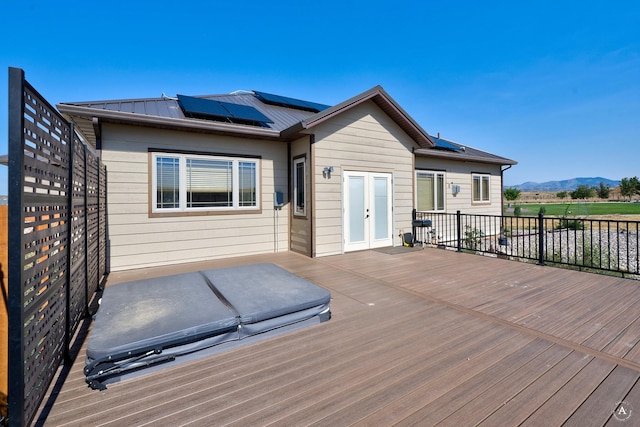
[479,350,594,426]
[563,365,640,426]
[34,248,640,426]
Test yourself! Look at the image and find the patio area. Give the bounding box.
[34,247,640,426]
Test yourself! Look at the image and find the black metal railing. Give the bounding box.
[8,68,108,427]
[413,209,640,279]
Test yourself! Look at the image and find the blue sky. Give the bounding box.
[2,0,639,191]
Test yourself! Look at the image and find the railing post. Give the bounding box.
[538,212,545,265]
[65,123,75,364]
[412,208,416,244]
[83,144,90,312]
[8,66,26,427]
[457,210,462,252]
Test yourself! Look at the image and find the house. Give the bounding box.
[57,86,517,271]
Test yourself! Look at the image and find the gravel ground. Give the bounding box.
[500,228,640,277]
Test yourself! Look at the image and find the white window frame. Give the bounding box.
[151,152,260,213]
[472,173,490,203]
[415,170,445,212]
[293,156,306,217]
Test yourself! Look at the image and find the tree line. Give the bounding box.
[504,176,640,201]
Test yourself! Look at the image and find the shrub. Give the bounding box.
[463,226,485,250]
[557,218,584,230]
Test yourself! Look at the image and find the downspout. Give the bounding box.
[501,164,513,216]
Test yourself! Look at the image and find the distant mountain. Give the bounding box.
[509,177,620,192]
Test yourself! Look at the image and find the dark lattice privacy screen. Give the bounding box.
[7,67,107,427]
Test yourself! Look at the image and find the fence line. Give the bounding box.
[1,205,7,421]
[7,67,107,427]
[413,209,640,279]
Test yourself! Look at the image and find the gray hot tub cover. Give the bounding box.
[84,263,331,388]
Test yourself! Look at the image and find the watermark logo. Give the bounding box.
[613,401,633,422]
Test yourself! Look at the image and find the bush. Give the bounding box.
[514,206,522,217]
[557,218,584,230]
[463,226,485,250]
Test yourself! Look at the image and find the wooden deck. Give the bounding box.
[34,247,640,426]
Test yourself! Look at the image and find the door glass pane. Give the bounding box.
[349,176,365,242]
[374,177,388,240]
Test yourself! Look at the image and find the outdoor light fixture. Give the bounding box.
[323,166,334,177]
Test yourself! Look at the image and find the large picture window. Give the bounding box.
[152,152,259,213]
[472,173,490,202]
[416,171,445,211]
[293,156,306,216]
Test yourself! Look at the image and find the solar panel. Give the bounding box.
[177,94,273,124]
[433,138,464,152]
[178,94,228,118]
[253,90,331,113]
[221,101,273,123]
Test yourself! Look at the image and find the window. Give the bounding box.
[152,152,259,213]
[472,174,490,202]
[416,171,445,211]
[293,157,306,216]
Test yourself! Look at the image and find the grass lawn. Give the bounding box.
[506,202,640,217]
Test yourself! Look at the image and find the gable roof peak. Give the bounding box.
[282,85,434,148]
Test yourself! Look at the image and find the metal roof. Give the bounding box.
[415,135,517,166]
[57,87,517,166]
[57,92,319,146]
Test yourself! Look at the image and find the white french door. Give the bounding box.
[343,171,393,252]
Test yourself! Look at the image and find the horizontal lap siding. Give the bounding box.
[312,101,415,256]
[415,157,504,216]
[102,124,289,270]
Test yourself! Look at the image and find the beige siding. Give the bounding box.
[312,101,416,257]
[415,157,504,216]
[290,136,312,255]
[102,124,289,271]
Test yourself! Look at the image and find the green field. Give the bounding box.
[505,202,640,217]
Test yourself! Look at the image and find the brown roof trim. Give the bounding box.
[57,103,283,140]
[414,147,518,166]
[281,86,435,148]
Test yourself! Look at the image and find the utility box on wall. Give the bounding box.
[274,191,284,208]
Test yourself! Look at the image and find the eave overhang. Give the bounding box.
[414,147,518,166]
[57,103,284,147]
